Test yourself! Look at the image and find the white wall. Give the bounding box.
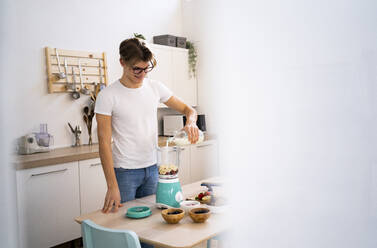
[3,0,377,247]
[1,0,19,246]
[182,0,377,247]
[6,0,184,148]
[181,0,219,133]
[1,0,185,246]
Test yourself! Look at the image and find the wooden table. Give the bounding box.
[75,177,227,248]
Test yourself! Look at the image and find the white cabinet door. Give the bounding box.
[178,146,191,186]
[148,44,197,108]
[190,141,219,182]
[148,45,173,108]
[79,158,107,214]
[172,49,197,106]
[148,45,173,90]
[16,162,81,248]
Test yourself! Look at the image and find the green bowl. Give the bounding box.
[126,206,152,219]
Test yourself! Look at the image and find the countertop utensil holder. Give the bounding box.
[68,123,82,147]
[45,47,109,94]
[83,102,95,146]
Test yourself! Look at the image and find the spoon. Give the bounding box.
[66,66,76,91]
[90,91,96,102]
[79,59,90,95]
[83,115,89,127]
[94,81,100,98]
[64,60,74,91]
[83,106,89,116]
[71,67,80,99]
[83,106,93,125]
[55,48,66,79]
[99,59,106,90]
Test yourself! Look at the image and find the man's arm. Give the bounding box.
[164,96,199,143]
[96,113,123,213]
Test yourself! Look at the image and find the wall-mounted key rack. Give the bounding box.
[45,47,109,94]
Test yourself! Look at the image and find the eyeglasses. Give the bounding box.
[132,65,154,75]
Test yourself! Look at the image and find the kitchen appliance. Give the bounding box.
[195,114,207,132]
[17,124,54,155]
[163,115,184,136]
[17,134,51,155]
[156,146,184,208]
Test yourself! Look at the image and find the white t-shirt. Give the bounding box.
[94,78,173,169]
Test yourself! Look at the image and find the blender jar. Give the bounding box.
[157,146,180,179]
[35,123,54,147]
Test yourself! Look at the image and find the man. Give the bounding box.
[95,38,199,214]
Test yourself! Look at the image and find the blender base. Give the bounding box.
[156,178,183,208]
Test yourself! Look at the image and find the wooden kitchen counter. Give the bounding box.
[15,135,216,170]
[14,144,100,170]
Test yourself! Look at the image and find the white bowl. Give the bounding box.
[179,200,200,213]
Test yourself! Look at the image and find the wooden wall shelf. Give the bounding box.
[45,47,109,94]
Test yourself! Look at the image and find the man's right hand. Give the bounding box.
[102,187,123,213]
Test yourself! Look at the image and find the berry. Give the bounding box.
[198,193,204,200]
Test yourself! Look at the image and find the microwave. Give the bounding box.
[163,114,207,136]
[163,115,184,136]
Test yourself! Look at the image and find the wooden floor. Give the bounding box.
[50,238,219,248]
[51,238,82,248]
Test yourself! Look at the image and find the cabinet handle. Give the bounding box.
[31,168,68,177]
[90,163,102,167]
[196,144,212,148]
[180,148,186,151]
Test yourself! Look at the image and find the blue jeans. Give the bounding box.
[114,164,158,203]
[115,164,158,248]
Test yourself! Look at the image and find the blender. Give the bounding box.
[156,146,184,208]
[17,124,54,155]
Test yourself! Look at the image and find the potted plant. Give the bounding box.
[186,41,197,78]
[134,33,146,40]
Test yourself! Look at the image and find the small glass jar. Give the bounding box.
[170,130,204,146]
